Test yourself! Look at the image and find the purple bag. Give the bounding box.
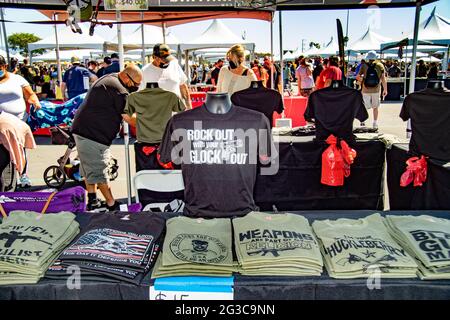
[0,186,86,216]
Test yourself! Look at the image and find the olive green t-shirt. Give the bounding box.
[124,87,184,143]
[162,216,233,267]
[312,213,417,278]
[385,215,450,269]
[233,212,323,268]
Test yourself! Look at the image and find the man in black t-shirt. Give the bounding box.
[210,59,223,86]
[71,64,143,211]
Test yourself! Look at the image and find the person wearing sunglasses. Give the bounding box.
[140,44,192,109]
[71,63,143,212]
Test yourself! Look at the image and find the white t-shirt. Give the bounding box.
[217,66,257,96]
[296,65,314,89]
[0,73,30,120]
[139,59,187,98]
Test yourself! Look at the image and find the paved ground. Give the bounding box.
[25,101,408,203]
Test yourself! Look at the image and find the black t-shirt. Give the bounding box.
[400,87,450,161]
[231,86,284,128]
[305,86,368,144]
[211,67,220,84]
[59,212,166,270]
[41,82,55,99]
[71,73,129,146]
[159,106,272,218]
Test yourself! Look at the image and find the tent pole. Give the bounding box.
[117,10,132,205]
[443,45,449,79]
[270,12,274,90]
[54,13,62,86]
[278,11,284,93]
[162,22,166,44]
[0,9,10,64]
[406,1,421,139]
[185,50,189,78]
[141,12,145,66]
[408,2,421,94]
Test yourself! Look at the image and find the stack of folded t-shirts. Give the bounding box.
[0,211,79,285]
[312,213,418,279]
[233,212,323,276]
[385,215,450,280]
[151,216,235,278]
[46,212,165,284]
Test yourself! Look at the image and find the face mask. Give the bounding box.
[128,86,139,93]
[228,60,238,69]
[159,62,169,69]
[0,69,5,78]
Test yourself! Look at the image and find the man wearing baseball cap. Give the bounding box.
[140,44,192,109]
[61,56,97,100]
[356,50,388,129]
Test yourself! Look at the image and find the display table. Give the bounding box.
[387,143,450,210]
[255,136,385,211]
[273,96,308,127]
[1,210,449,300]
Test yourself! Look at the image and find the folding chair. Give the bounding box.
[133,170,184,212]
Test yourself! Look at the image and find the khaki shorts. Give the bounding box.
[73,134,112,185]
[363,92,381,109]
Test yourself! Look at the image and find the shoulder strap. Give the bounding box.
[41,191,58,214]
[0,203,7,218]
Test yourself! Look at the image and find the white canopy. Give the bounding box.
[407,7,450,45]
[28,23,106,52]
[283,50,297,61]
[0,49,25,61]
[108,25,179,51]
[33,49,95,62]
[349,27,391,52]
[180,19,255,52]
[306,37,339,57]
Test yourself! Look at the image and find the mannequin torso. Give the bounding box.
[331,80,345,88]
[146,82,159,89]
[204,93,232,114]
[426,80,444,89]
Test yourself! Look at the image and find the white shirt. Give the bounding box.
[0,73,30,120]
[217,66,257,96]
[296,65,314,89]
[139,59,187,98]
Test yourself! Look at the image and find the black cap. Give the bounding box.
[111,53,119,59]
[153,44,173,61]
[0,55,6,66]
[104,56,112,64]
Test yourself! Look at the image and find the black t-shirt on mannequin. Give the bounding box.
[305,85,368,144]
[400,86,450,162]
[159,93,273,218]
[231,81,284,128]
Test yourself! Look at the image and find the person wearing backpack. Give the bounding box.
[356,51,388,129]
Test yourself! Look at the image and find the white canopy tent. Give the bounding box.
[180,19,255,52]
[0,49,24,61]
[107,25,180,52]
[406,7,450,46]
[33,49,95,62]
[349,27,391,52]
[306,37,339,57]
[28,23,107,52]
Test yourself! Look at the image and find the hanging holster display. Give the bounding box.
[321,135,357,186]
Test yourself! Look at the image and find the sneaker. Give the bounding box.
[87,199,105,211]
[106,201,122,212]
[373,122,378,129]
[18,174,32,188]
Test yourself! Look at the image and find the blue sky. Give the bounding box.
[1,0,448,53]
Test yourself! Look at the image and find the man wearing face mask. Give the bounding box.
[71,63,143,211]
[140,44,192,109]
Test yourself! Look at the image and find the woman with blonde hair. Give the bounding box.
[217,44,257,95]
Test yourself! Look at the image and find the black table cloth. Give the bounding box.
[255,137,385,211]
[387,143,450,210]
[1,210,449,300]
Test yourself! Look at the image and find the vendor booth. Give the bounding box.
[1,0,449,303]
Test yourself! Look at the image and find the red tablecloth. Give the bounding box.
[273,95,308,127]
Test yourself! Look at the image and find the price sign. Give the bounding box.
[104,0,149,11]
[150,287,234,300]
